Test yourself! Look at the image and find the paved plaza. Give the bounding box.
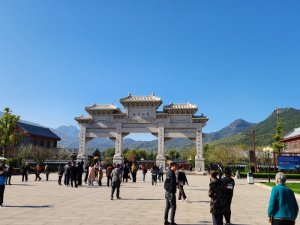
[1,171,299,225]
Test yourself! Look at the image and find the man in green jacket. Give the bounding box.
[268,172,299,225]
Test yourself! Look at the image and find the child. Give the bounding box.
[0,165,6,207]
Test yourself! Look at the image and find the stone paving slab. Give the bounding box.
[1,172,299,225]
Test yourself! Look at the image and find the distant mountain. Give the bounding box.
[210,107,300,148]
[203,119,255,142]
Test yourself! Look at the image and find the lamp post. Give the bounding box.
[263,146,273,183]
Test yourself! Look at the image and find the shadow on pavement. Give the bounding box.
[188,200,210,203]
[4,205,53,208]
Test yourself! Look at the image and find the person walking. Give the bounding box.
[77,161,84,186]
[208,170,225,225]
[84,164,89,184]
[21,162,29,182]
[87,163,95,186]
[221,167,235,225]
[0,165,6,207]
[158,164,164,182]
[5,162,13,185]
[34,163,42,181]
[164,162,178,225]
[111,164,122,200]
[57,163,64,185]
[142,164,147,182]
[177,165,189,202]
[97,166,103,186]
[123,163,130,182]
[64,162,71,186]
[131,163,138,183]
[268,172,299,225]
[151,164,158,186]
[44,163,50,181]
[70,162,78,188]
[106,164,113,187]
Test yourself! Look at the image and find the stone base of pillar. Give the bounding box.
[195,156,205,173]
[156,155,166,170]
[113,155,123,165]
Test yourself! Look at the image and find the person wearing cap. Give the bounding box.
[221,167,235,225]
[268,172,298,225]
[111,164,122,200]
[164,162,178,225]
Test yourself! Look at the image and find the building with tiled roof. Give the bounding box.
[120,93,162,108]
[282,127,300,154]
[163,103,198,114]
[17,122,60,148]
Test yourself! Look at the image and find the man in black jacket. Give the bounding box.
[164,162,178,225]
[221,167,235,225]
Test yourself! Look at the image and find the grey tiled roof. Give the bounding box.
[284,127,300,139]
[120,94,162,103]
[85,104,120,111]
[163,103,198,110]
[18,122,61,140]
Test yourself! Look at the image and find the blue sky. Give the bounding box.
[0,1,300,140]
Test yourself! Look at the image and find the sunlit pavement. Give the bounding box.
[1,172,299,225]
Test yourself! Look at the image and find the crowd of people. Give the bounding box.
[0,160,299,225]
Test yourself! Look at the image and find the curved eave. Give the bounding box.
[75,116,91,123]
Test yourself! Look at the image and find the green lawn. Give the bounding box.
[263,182,300,194]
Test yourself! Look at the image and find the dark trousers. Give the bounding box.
[58,175,63,185]
[84,172,88,183]
[123,174,128,182]
[272,219,295,225]
[164,192,176,223]
[159,173,164,182]
[71,176,77,187]
[0,185,5,205]
[132,172,137,182]
[22,173,28,182]
[178,185,187,200]
[107,177,112,187]
[212,213,223,225]
[35,172,41,181]
[223,198,232,223]
[77,173,83,186]
[98,179,102,186]
[64,175,70,186]
[111,180,121,198]
[46,173,49,181]
[5,175,11,185]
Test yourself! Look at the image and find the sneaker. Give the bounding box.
[0,204,3,207]
[184,198,188,202]
[164,221,171,225]
[117,197,122,199]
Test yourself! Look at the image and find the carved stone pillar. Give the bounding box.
[156,124,166,169]
[195,127,205,172]
[77,124,88,166]
[113,124,123,164]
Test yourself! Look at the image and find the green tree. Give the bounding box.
[16,144,55,163]
[272,119,286,156]
[0,107,21,157]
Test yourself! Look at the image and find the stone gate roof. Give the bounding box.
[163,103,198,114]
[85,104,121,114]
[120,93,162,107]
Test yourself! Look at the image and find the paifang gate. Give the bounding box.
[75,93,208,172]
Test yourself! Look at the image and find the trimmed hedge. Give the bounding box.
[240,172,300,179]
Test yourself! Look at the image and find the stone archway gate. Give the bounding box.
[75,94,208,171]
